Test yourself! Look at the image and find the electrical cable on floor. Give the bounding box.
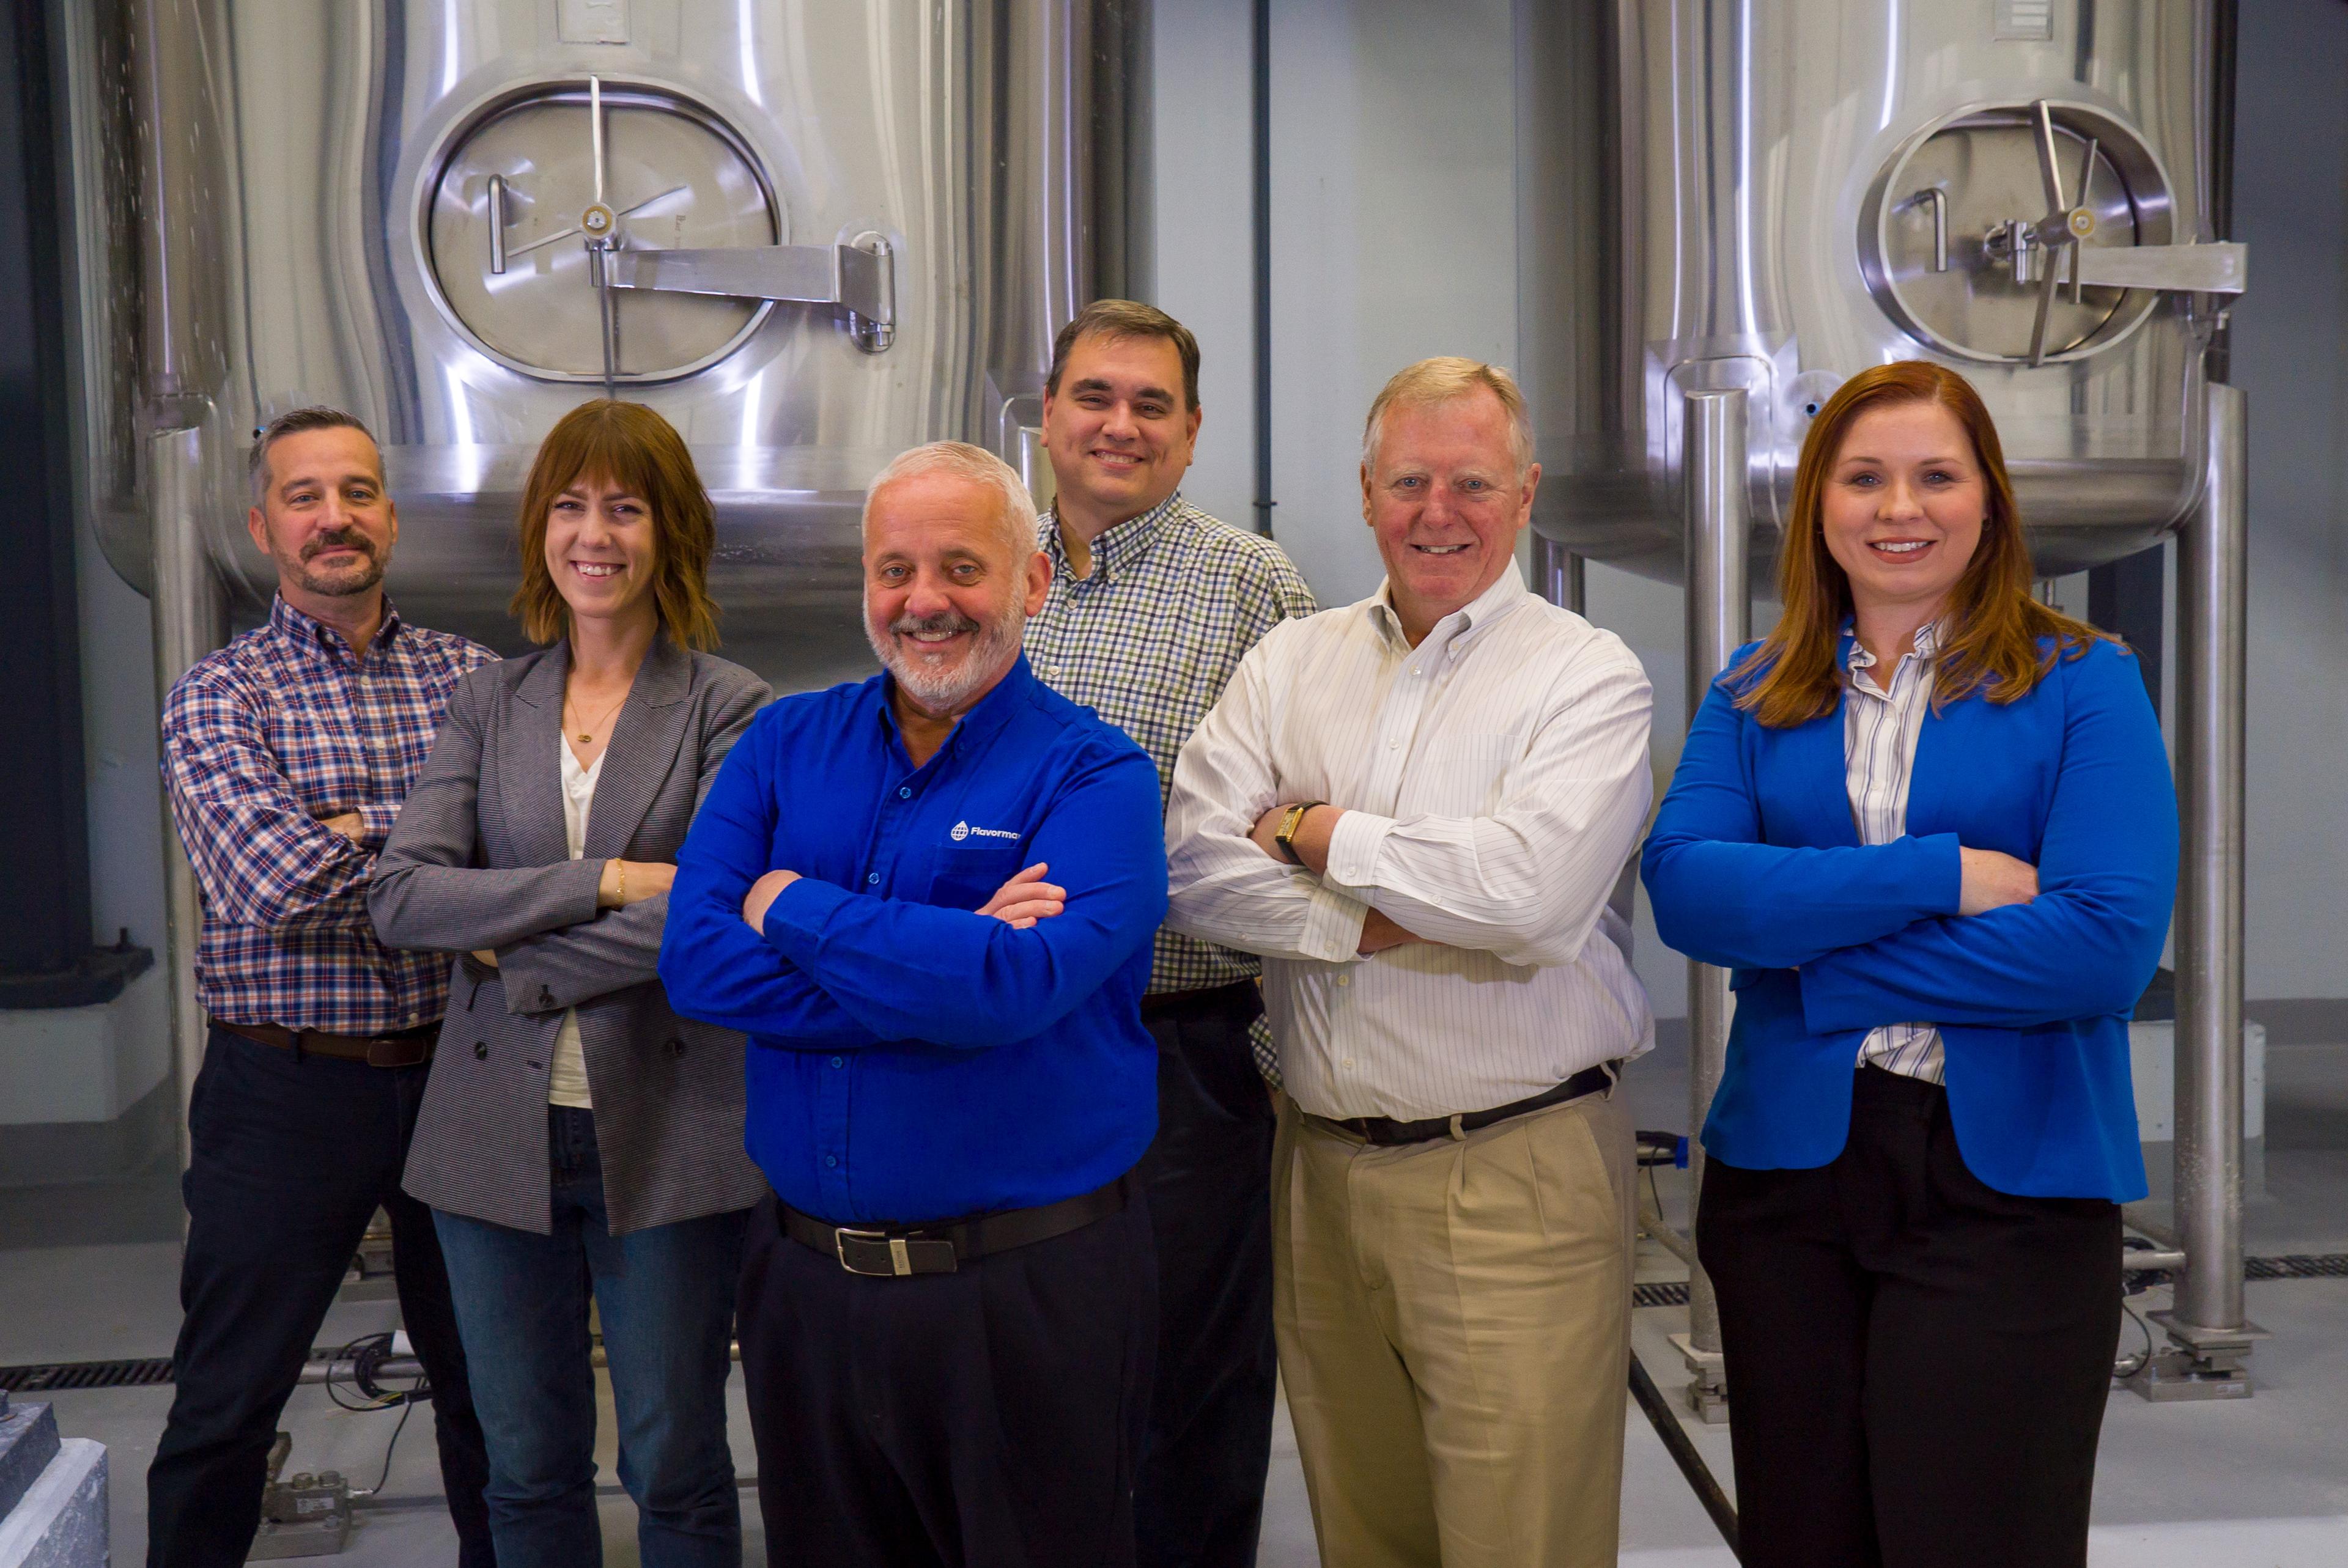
[1628,1349,1741,1559]
[352,1400,413,1500]
[322,1330,432,1498]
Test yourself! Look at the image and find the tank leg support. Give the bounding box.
[2129,382,2264,1402]
[1670,386,1750,1424]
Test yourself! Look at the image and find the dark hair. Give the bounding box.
[1728,359,2114,728]
[1045,300,1202,412]
[249,407,377,506]
[511,400,722,650]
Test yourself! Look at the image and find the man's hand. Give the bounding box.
[978,863,1066,929]
[1957,847,2039,916]
[318,811,366,844]
[742,869,801,935]
[1355,908,1426,956]
[1249,802,1342,875]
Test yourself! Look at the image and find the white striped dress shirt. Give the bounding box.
[1163,562,1656,1121]
[1845,623,1946,1083]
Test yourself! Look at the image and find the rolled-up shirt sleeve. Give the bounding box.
[1318,646,1655,968]
[1165,646,1370,963]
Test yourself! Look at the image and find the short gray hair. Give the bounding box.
[249,407,378,507]
[862,441,1040,560]
[1361,357,1535,477]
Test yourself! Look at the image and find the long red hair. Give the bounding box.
[1728,360,2114,727]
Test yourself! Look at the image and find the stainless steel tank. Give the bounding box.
[67,0,1145,650]
[1519,0,2244,581]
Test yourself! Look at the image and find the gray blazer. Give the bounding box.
[370,636,771,1234]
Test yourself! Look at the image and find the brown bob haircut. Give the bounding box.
[1727,359,2114,729]
[1046,299,1202,413]
[511,400,722,650]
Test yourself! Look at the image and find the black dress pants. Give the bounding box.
[1696,1066,2122,1568]
[738,1187,1157,1568]
[149,1028,493,1568]
[1132,983,1278,1568]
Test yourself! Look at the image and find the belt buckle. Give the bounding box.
[835,1226,913,1277]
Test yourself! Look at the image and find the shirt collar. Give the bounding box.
[1040,491,1182,584]
[269,592,402,664]
[1844,617,1943,671]
[873,652,1036,765]
[1368,559,1530,653]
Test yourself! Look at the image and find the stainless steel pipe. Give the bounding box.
[1672,386,1750,1421]
[2172,382,2249,1336]
[1532,532,1586,615]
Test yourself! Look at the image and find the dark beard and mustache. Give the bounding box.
[865,597,1028,713]
[286,528,387,598]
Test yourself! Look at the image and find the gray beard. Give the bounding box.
[865,597,1028,713]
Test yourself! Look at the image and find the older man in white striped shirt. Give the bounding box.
[1164,358,1656,1568]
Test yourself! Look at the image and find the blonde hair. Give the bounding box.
[1362,357,1535,476]
[511,400,722,650]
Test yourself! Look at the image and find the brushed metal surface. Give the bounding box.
[1520,0,2231,582]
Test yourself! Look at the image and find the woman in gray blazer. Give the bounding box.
[370,400,769,1568]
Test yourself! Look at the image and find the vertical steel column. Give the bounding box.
[149,426,226,1172]
[2133,382,2260,1397]
[1670,387,1748,1422]
[1532,532,1587,614]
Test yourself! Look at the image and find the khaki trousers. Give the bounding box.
[1271,1088,1635,1568]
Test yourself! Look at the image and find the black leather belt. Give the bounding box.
[1140,979,1261,1021]
[213,1018,439,1069]
[778,1172,1133,1278]
[1306,1061,1619,1146]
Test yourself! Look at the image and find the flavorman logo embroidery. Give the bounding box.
[950,820,1019,842]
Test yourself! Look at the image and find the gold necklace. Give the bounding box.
[563,688,628,746]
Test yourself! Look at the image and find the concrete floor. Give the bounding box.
[7,1040,2347,1566]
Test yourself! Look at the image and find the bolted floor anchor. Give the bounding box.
[1667,1331,1731,1424]
[2123,1311,2267,1402]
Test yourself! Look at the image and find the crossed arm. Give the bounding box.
[1164,645,1656,968]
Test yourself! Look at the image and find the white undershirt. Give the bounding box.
[548,740,605,1109]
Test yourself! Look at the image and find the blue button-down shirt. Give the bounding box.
[660,656,1167,1224]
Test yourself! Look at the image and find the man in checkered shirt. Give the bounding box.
[1024,301,1316,1568]
[148,408,496,1568]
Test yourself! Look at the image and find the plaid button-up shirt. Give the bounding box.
[161,595,495,1034]
[1025,493,1316,1005]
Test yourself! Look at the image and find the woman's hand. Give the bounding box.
[1957,847,2039,916]
[978,863,1066,929]
[470,949,499,969]
[598,859,677,909]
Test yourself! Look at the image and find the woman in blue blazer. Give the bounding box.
[1642,361,2177,1568]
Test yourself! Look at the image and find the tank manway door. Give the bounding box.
[1862,101,2244,367]
[427,75,895,389]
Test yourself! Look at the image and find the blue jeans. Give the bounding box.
[434,1106,748,1568]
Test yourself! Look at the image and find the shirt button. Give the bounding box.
[898,786,912,799]
[1336,975,1351,988]
[1342,1057,1356,1069]
[866,872,881,885]
[825,1155,839,1168]
[831,1056,844,1069]
[1387,738,1400,749]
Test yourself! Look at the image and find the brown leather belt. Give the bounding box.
[1305,1061,1620,1146]
[213,1018,440,1069]
[778,1172,1133,1277]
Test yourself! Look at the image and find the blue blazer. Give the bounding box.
[1641,635,2177,1201]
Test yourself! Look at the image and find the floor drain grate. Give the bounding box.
[1634,1281,1692,1308]
[0,1356,175,1392]
[1632,1254,2348,1306]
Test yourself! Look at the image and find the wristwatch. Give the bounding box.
[1274,801,1326,865]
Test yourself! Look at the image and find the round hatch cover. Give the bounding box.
[1863,101,2176,366]
[426,83,781,382]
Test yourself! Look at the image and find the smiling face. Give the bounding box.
[1361,388,1539,642]
[542,471,660,634]
[1820,399,1987,627]
[245,426,397,601]
[1040,331,1201,528]
[862,470,1051,716]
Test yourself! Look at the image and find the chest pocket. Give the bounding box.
[927,838,1030,913]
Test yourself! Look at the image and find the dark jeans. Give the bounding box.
[149,1026,492,1568]
[434,1107,748,1568]
[1133,983,1278,1568]
[1696,1066,2124,1568]
[738,1187,1157,1568]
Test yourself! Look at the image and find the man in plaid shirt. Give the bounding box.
[149,408,495,1568]
[1024,301,1316,1568]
